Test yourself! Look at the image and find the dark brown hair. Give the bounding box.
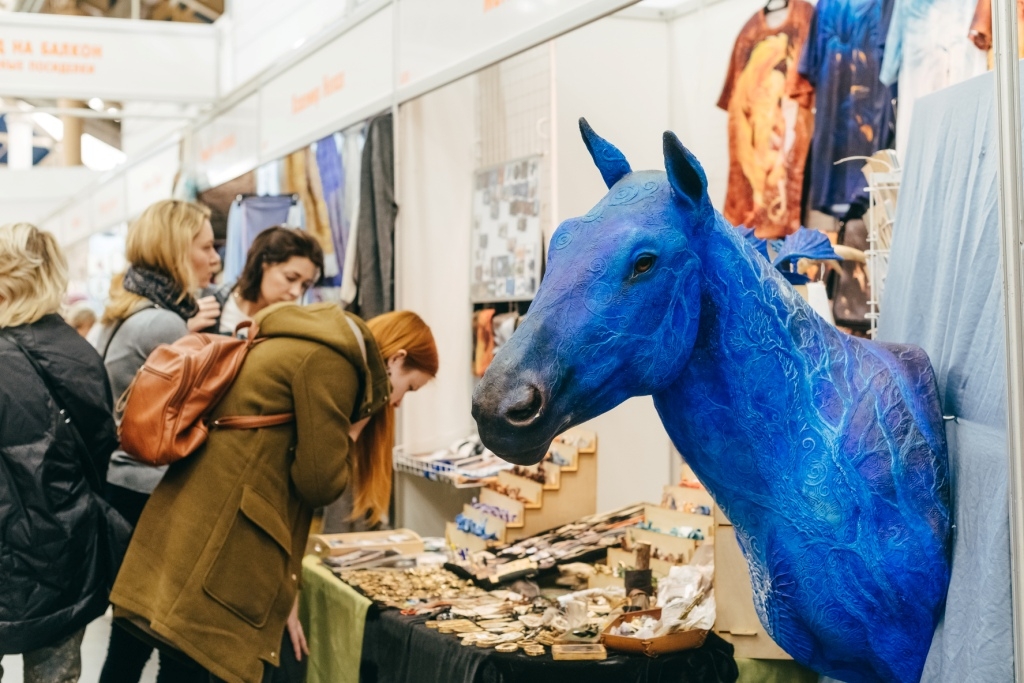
[236,227,324,303]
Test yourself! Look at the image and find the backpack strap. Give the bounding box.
[204,315,363,433]
[343,313,368,366]
[210,413,294,430]
[101,302,158,360]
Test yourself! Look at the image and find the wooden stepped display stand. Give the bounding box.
[589,480,716,590]
[445,429,598,551]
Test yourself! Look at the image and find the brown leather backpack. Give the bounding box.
[117,322,293,467]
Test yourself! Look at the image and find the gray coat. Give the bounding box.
[94,302,188,494]
[355,112,397,319]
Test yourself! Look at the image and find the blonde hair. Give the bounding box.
[67,303,97,331]
[103,200,210,325]
[351,311,439,525]
[0,223,69,329]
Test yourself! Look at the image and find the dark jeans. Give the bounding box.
[208,633,306,683]
[100,484,204,683]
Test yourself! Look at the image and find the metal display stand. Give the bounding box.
[865,164,901,336]
[991,0,1024,675]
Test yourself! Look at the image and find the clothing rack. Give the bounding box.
[234,193,300,204]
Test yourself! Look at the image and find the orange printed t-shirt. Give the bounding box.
[718,1,815,239]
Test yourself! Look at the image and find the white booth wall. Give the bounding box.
[393,6,765,533]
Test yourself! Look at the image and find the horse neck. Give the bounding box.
[653,218,838,503]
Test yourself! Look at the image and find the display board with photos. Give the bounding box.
[470,156,544,303]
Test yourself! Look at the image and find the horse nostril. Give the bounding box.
[504,384,545,426]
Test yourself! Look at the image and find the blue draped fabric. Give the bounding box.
[873,70,1012,682]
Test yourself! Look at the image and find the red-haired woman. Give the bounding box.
[108,307,438,683]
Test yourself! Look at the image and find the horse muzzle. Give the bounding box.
[472,378,554,465]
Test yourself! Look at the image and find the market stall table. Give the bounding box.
[300,556,739,683]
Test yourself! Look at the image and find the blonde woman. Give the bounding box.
[0,224,128,683]
[95,200,221,683]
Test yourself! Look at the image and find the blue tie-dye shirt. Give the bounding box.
[799,0,897,215]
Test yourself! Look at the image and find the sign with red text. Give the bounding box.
[259,4,392,162]
[0,13,216,102]
[126,143,180,217]
[193,93,259,190]
[62,201,92,246]
[91,175,127,230]
[395,0,637,100]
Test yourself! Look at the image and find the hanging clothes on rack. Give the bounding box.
[315,134,348,285]
[881,0,986,159]
[718,0,815,238]
[284,150,337,278]
[340,126,366,307]
[799,0,897,216]
[222,194,297,283]
[355,112,396,319]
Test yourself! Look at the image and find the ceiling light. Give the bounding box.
[88,97,104,111]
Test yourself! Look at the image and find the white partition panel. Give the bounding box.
[193,93,260,191]
[91,175,127,231]
[393,74,480,535]
[63,201,92,247]
[395,0,639,102]
[126,144,180,218]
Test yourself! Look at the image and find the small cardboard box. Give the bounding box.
[601,608,709,657]
[309,529,424,558]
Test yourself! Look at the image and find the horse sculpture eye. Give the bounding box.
[633,255,655,276]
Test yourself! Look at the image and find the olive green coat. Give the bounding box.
[109,303,390,683]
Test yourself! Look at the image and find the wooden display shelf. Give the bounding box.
[461,503,508,544]
[496,470,544,508]
[661,484,714,510]
[445,521,490,554]
[479,487,526,528]
[715,523,789,659]
[505,442,598,542]
[643,504,714,539]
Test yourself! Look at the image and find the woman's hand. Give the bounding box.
[349,416,370,442]
[286,594,310,662]
[187,295,221,332]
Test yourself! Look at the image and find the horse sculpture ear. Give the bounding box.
[579,117,632,189]
[663,131,710,213]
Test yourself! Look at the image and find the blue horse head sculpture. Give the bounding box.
[472,119,951,683]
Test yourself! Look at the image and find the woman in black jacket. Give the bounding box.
[0,223,129,682]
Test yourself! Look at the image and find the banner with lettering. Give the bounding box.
[258,4,393,163]
[0,13,216,102]
[193,94,259,191]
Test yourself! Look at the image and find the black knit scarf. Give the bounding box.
[122,266,199,320]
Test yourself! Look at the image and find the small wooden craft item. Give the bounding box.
[479,488,525,528]
[497,470,544,507]
[552,644,608,661]
[546,441,579,472]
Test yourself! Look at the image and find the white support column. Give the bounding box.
[991,0,1024,677]
[6,113,34,169]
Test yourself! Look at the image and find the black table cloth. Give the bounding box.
[358,607,739,683]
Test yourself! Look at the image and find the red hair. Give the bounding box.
[351,311,438,524]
